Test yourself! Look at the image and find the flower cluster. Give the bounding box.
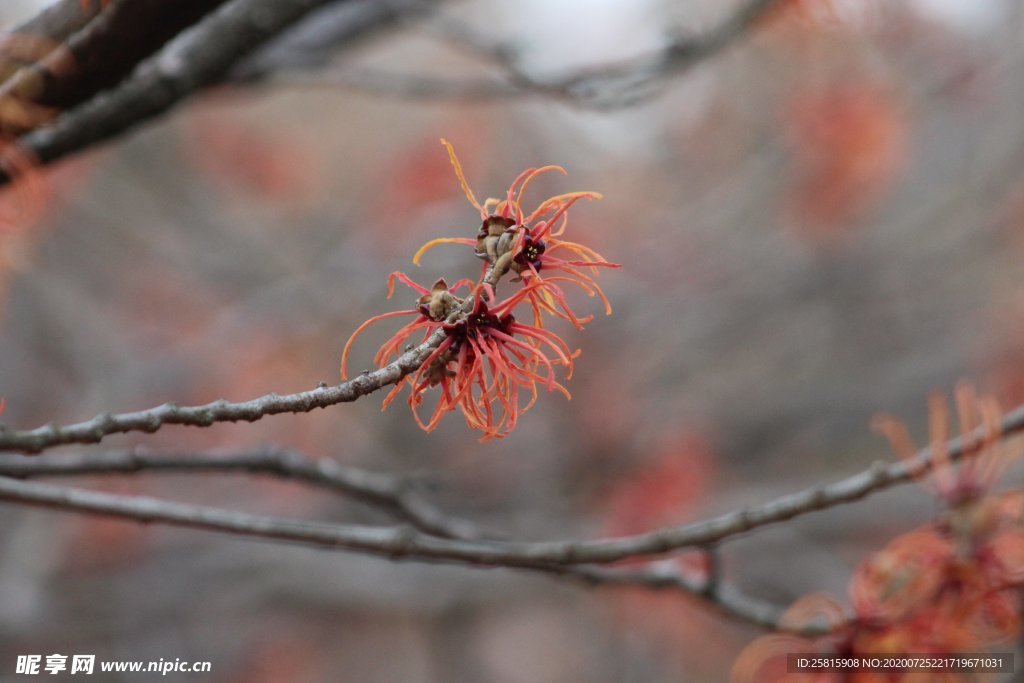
[341,140,618,441]
[414,140,618,329]
[734,384,1024,682]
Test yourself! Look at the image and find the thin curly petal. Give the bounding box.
[441,138,483,214]
[340,310,419,379]
[412,238,477,266]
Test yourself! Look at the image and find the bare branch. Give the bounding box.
[0,258,511,453]
[0,446,483,540]
[230,0,435,81]
[1,0,381,184]
[304,0,784,107]
[0,364,429,454]
[540,561,803,633]
[1,0,232,122]
[3,366,1022,566]
[1,401,1018,568]
[0,473,803,632]
[0,447,799,630]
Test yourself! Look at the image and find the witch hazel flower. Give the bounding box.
[341,274,577,441]
[866,384,1024,634]
[414,139,620,329]
[734,384,1024,682]
[850,386,1024,647]
[411,284,576,441]
[340,140,616,440]
[340,272,468,384]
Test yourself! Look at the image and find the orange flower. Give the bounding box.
[414,139,620,329]
[341,274,575,441]
[872,383,1021,526]
[341,140,612,440]
[339,272,469,382]
[410,285,575,441]
[849,528,953,625]
[738,385,1024,679]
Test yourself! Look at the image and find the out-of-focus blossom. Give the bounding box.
[785,83,907,240]
[736,384,1024,681]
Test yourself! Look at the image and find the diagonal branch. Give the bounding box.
[230,0,436,82]
[0,257,511,454]
[1,0,418,185]
[1,0,232,123]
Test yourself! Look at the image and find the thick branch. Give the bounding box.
[1,0,232,121]
[3,0,350,182]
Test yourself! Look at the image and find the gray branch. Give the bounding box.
[0,403,1016,569]
[4,0,374,181]
[0,257,510,454]
[0,357,433,453]
[0,253,512,450]
[0,472,809,633]
[0,446,483,540]
[307,0,784,107]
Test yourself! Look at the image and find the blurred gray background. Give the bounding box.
[1,0,1023,681]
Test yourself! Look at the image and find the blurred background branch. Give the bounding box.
[284,0,786,107]
[0,0,442,184]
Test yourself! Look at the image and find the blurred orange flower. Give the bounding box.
[736,384,1024,681]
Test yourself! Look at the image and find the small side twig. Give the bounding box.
[0,446,483,540]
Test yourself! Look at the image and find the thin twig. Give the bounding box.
[230,0,436,81]
[305,0,784,108]
[0,258,512,454]
[0,446,482,540]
